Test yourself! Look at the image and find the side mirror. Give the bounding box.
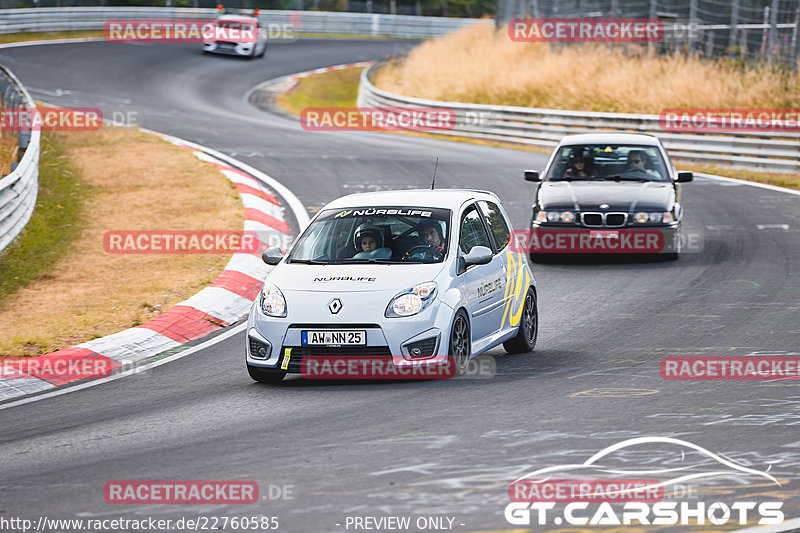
[676,171,693,183]
[262,246,283,265]
[524,170,540,182]
[463,245,493,270]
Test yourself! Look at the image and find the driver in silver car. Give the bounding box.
[411,219,446,261]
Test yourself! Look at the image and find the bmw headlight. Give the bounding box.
[385,282,437,318]
[634,212,674,224]
[260,282,287,317]
[536,210,576,224]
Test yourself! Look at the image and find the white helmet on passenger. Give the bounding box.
[353,223,383,249]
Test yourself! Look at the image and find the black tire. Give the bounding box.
[448,309,471,376]
[247,364,285,384]
[503,288,538,354]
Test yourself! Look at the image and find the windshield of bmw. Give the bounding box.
[288,207,451,264]
[545,144,670,182]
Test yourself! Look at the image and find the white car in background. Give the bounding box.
[203,13,267,58]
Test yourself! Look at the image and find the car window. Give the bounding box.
[545,144,669,182]
[478,201,510,251]
[288,207,451,263]
[459,204,492,254]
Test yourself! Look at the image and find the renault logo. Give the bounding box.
[328,298,342,314]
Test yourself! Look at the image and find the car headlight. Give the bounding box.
[634,212,674,224]
[385,282,437,318]
[536,210,576,223]
[260,282,287,317]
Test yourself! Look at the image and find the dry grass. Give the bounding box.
[375,25,800,113]
[0,133,17,175]
[0,128,243,356]
[0,31,104,44]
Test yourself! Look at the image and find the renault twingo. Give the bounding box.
[246,189,537,383]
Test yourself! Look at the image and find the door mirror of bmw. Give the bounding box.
[458,245,493,275]
[262,246,283,265]
[676,171,693,183]
[524,170,540,182]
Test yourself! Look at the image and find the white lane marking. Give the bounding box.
[696,173,800,198]
[0,37,106,50]
[0,323,246,412]
[733,516,800,533]
[757,224,790,230]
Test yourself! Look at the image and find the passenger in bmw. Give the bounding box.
[563,152,599,179]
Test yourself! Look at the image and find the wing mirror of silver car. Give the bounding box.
[262,246,283,265]
[676,171,693,183]
[524,170,540,182]
[458,245,493,275]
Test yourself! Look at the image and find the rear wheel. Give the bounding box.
[448,310,471,375]
[247,364,285,384]
[503,288,538,354]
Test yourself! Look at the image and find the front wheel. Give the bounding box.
[503,288,538,354]
[247,364,285,384]
[448,310,471,375]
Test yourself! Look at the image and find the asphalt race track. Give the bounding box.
[1,39,799,532]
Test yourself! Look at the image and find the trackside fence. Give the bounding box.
[0,66,40,253]
[358,60,800,174]
[0,7,491,38]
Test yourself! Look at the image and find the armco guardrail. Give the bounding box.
[358,60,800,174]
[0,66,40,253]
[0,7,491,39]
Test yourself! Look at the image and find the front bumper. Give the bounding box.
[245,299,454,375]
[203,42,254,56]
[527,224,680,254]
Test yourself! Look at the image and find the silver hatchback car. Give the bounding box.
[245,189,538,383]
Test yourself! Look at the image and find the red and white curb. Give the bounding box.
[290,61,370,81]
[244,61,372,105]
[0,133,304,402]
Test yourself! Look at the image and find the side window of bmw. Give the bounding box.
[478,201,511,251]
[459,205,492,255]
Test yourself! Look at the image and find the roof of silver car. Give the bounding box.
[558,133,662,146]
[323,188,500,210]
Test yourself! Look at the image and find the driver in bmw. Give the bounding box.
[624,150,662,179]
